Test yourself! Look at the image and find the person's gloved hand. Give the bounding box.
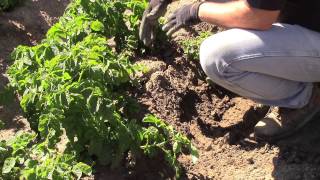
[139,0,172,47]
[162,2,203,36]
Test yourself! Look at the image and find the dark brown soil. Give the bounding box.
[1,1,320,180]
[132,51,320,180]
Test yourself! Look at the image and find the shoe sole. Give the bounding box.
[255,107,320,142]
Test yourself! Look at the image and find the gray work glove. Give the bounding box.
[162,2,202,36]
[139,0,172,47]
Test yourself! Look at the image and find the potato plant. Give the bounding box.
[179,31,212,60]
[2,0,198,179]
[0,132,92,179]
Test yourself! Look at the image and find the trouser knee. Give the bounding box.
[200,30,237,81]
[199,28,263,81]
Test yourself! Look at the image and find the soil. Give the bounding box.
[1,0,320,180]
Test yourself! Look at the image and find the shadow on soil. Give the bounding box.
[197,104,269,146]
[195,97,320,180]
[271,114,320,180]
[0,0,70,67]
[94,154,176,180]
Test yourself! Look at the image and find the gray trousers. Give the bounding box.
[200,23,320,108]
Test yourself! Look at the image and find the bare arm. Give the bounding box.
[198,0,280,30]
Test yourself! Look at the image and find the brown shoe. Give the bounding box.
[254,85,320,141]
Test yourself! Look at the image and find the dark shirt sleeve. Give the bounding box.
[247,0,286,10]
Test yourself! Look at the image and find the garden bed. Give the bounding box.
[1,0,320,179]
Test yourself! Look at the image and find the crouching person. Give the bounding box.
[139,0,320,141]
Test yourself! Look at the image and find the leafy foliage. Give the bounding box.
[179,31,212,60]
[142,115,198,177]
[0,132,92,179]
[3,0,198,179]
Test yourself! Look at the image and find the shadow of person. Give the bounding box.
[196,101,320,179]
[197,103,269,146]
[271,113,320,180]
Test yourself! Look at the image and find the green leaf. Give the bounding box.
[190,145,199,164]
[21,168,37,180]
[72,162,92,179]
[7,132,36,155]
[90,21,104,32]
[2,157,16,174]
[62,72,72,80]
[172,141,181,154]
[24,159,38,168]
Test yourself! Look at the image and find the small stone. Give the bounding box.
[205,143,213,151]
